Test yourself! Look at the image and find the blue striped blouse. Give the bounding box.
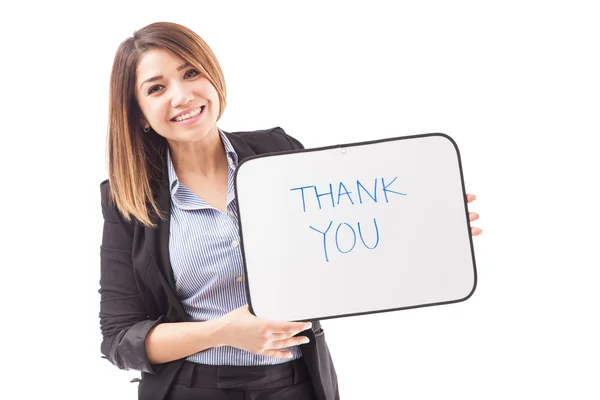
[167,129,303,366]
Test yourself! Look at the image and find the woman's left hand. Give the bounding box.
[467,193,482,236]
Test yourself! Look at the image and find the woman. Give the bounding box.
[99,21,482,400]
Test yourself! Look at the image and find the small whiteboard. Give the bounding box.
[234,133,477,322]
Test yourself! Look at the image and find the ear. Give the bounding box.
[140,119,150,130]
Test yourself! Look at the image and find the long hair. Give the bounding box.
[106,22,227,227]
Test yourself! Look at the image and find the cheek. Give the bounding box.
[212,94,221,116]
[199,78,220,103]
[143,103,170,125]
[206,86,221,114]
[137,99,152,120]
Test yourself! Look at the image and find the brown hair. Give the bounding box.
[106,22,227,227]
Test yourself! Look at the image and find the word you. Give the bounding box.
[290,177,407,262]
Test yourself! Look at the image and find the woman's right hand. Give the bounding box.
[216,304,312,359]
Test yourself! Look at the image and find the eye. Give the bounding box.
[147,85,164,95]
[185,69,200,79]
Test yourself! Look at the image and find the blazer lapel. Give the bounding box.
[144,130,257,322]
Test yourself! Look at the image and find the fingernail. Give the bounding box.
[304,322,312,330]
[287,353,294,358]
[301,338,310,344]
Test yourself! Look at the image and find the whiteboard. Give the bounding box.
[234,133,477,322]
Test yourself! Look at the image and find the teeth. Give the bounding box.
[174,107,202,122]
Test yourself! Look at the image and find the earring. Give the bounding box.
[143,126,150,132]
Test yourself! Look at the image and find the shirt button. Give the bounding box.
[235,276,243,282]
[227,156,233,164]
[228,210,235,217]
[231,240,239,248]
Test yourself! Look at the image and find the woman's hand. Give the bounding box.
[467,193,482,236]
[216,304,311,359]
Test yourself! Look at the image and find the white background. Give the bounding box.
[1,1,598,399]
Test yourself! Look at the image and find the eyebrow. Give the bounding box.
[139,62,191,91]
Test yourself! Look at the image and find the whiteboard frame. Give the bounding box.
[234,132,478,322]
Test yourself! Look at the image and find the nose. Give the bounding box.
[170,82,194,108]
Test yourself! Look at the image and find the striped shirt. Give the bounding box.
[167,129,303,366]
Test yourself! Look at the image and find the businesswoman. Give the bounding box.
[99,21,482,400]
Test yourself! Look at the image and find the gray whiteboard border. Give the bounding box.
[234,132,478,322]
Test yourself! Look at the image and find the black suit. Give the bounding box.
[99,127,339,400]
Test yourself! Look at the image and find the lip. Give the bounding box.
[171,105,205,125]
[171,106,204,120]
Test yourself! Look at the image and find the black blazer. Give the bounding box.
[99,127,339,400]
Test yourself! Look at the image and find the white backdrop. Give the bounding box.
[1,1,598,399]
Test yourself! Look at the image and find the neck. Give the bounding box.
[168,127,227,178]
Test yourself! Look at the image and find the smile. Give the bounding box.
[171,106,205,122]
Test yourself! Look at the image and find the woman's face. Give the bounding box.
[135,48,220,143]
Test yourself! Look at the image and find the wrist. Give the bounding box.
[207,316,229,348]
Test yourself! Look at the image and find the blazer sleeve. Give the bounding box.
[99,181,164,373]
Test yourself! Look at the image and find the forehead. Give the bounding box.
[136,48,187,81]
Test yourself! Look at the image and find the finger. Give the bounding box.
[262,349,295,359]
[469,212,479,222]
[471,227,482,236]
[270,329,309,341]
[268,320,312,334]
[466,194,476,203]
[270,336,310,349]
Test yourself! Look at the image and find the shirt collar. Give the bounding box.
[220,128,239,169]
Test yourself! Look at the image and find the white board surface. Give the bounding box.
[235,133,477,322]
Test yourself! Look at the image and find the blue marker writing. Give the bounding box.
[290,185,315,212]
